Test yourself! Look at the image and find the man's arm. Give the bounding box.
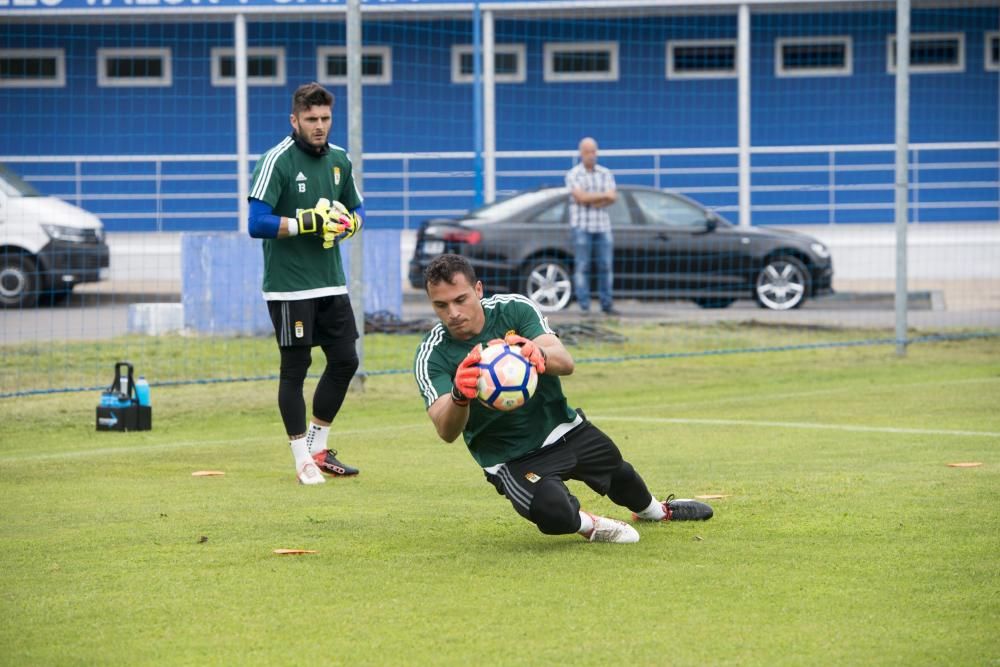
[531,333,574,376]
[572,188,617,208]
[568,167,617,208]
[248,198,329,239]
[424,345,481,443]
[506,332,573,377]
[427,394,471,443]
[248,199,292,239]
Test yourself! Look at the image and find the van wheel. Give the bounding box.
[0,254,39,308]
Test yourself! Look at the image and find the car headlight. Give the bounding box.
[42,224,91,243]
[810,241,831,259]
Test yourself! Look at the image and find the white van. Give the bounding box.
[0,163,110,308]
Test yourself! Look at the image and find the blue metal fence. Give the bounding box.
[3,141,997,231]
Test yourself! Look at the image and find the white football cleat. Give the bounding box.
[296,460,326,485]
[583,512,640,543]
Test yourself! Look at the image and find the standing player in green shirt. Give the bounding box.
[414,254,713,543]
[248,82,364,485]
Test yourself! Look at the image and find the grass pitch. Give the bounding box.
[1,338,998,665]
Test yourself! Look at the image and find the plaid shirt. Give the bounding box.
[565,162,617,232]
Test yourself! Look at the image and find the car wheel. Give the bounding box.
[692,298,735,309]
[522,258,573,312]
[0,254,39,309]
[754,255,810,310]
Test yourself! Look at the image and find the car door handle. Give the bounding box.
[655,233,671,241]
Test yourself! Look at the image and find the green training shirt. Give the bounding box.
[249,136,364,300]
[413,294,578,468]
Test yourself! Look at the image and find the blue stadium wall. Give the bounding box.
[1,6,997,231]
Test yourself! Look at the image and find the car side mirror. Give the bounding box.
[705,212,719,232]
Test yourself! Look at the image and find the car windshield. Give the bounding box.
[466,188,564,222]
[0,164,42,197]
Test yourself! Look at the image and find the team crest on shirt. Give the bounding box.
[506,329,517,339]
[333,167,341,185]
[525,472,541,483]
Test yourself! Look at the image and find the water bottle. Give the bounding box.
[135,376,151,407]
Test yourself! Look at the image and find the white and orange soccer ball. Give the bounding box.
[476,343,538,411]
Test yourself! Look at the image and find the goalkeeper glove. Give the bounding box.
[290,198,331,236]
[322,201,363,248]
[451,345,482,406]
[504,333,546,375]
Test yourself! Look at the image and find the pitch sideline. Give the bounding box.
[0,422,429,464]
[594,415,1000,439]
[596,375,1000,415]
[3,376,996,463]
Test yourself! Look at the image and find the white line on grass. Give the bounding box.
[0,422,429,464]
[602,376,1000,415]
[594,416,1000,439]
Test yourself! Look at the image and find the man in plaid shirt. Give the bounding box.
[565,137,619,315]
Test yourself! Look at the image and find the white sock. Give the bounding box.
[636,497,667,520]
[577,511,595,535]
[289,436,312,468]
[305,422,330,456]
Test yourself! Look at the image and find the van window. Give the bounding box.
[0,164,42,196]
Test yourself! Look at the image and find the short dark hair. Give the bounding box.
[424,254,478,292]
[292,82,333,114]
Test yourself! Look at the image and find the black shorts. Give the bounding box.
[267,294,359,348]
[484,413,625,521]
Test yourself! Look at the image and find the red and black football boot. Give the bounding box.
[312,449,359,476]
[632,494,713,522]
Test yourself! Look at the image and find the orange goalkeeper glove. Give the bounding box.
[504,333,546,375]
[451,345,482,406]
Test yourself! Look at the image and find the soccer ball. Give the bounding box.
[476,343,538,411]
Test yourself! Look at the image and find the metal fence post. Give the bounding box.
[403,156,409,230]
[738,3,751,228]
[828,151,835,225]
[155,159,162,233]
[347,0,366,390]
[894,0,911,356]
[235,12,250,235]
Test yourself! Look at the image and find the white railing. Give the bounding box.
[3,141,997,231]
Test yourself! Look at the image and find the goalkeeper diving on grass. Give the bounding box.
[247,82,364,485]
[414,254,713,543]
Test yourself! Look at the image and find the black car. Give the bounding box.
[409,186,833,312]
